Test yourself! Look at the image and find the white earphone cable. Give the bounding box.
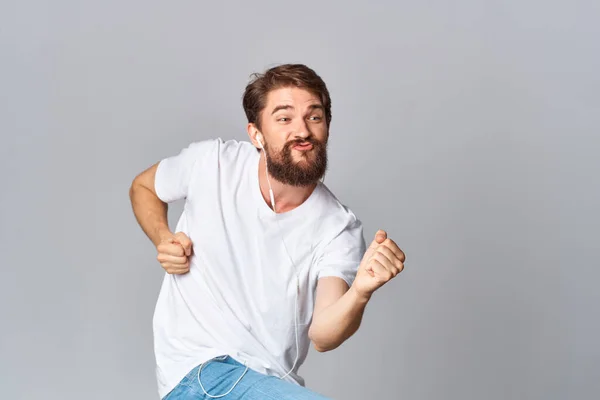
[260,137,301,380]
[198,137,301,397]
[197,356,249,398]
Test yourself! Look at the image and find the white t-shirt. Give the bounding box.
[152,138,366,399]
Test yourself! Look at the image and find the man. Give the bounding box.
[129,64,406,399]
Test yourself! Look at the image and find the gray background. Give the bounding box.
[1,0,598,399]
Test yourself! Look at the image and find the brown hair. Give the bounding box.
[242,63,332,131]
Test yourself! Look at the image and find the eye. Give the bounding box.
[309,115,322,121]
[277,117,290,122]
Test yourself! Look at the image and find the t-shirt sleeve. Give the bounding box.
[314,216,367,288]
[154,140,216,203]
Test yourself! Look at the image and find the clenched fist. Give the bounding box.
[156,232,193,275]
[352,229,406,299]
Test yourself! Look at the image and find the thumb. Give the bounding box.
[365,229,387,256]
[363,230,387,276]
[174,232,193,256]
[374,229,387,244]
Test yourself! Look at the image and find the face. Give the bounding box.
[254,87,329,187]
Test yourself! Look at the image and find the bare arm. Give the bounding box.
[308,277,370,352]
[308,230,406,352]
[129,163,172,246]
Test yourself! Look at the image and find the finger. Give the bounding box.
[174,232,193,256]
[157,253,188,265]
[161,260,190,269]
[370,259,393,281]
[162,263,190,274]
[374,245,395,265]
[375,245,404,271]
[157,242,185,257]
[371,251,398,277]
[166,268,190,275]
[381,238,406,263]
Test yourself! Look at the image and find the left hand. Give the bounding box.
[352,229,406,299]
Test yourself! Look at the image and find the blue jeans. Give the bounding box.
[163,355,331,399]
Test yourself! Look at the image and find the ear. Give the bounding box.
[247,123,262,150]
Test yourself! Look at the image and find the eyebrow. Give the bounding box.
[270,104,325,115]
[271,105,293,115]
[308,104,325,113]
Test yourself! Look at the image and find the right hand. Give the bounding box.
[156,232,193,274]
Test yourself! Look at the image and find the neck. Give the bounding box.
[258,151,317,213]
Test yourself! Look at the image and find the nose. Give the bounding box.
[292,119,310,140]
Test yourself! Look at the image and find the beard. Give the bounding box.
[264,136,328,187]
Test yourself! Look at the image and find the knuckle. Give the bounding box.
[175,232,188,240]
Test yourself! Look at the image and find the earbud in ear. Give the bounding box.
[257,134,264,149]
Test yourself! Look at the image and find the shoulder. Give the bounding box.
[171,137,256,166]
[317,184,361,226]
[217,138,257,161]
[314,184,365,244]
[311,185,367,268]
